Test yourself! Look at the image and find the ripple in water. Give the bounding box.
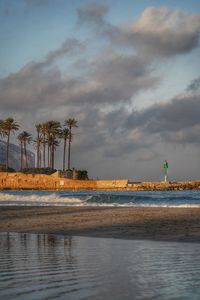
[0,233,200,299]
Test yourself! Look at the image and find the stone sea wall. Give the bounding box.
[0,172,200,190]
[0,173,96,190]
[0,172,127,190]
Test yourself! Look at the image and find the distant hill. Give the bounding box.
[0,140,35,170]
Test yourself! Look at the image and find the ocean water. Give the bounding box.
[0,190,200,207]
[0,232,200,300]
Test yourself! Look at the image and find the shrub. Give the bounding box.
[20,167,56,175]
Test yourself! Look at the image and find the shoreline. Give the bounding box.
[1,206,200,242]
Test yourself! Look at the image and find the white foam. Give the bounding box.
[0,193,83,204]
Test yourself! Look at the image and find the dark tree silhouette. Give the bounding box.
[65,118,78,170]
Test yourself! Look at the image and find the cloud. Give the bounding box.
[0,47,158,163]
[109,7,200,58]
[77,5,200,58]
[77,2,109,28]
[160,125,200,144]
[45,38,85,66]
[68,107,151,164]
[30,38,85,70]
[0,45,158,117]
[144,94,200,134]
[93,53,158,102]
[187,77,200,92]
[137,151,161,162]
[103,129,150,158]
[0,38,85,115]
[125,77,200,144]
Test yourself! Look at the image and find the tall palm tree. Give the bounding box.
[3,118,19,169]
[20,131,32,169]
[45,121,53,168]
[45,121,61,169]
[50,138,60,170]
[35,124,42,168]
[33,136,43,168]
[60,128,70,171]
[41,123,48,168]
[17,133,24,170]
[38,136,43,168]
[64,118,78,170]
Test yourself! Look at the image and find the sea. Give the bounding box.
[1,190,200,300]
[0,189,200,207]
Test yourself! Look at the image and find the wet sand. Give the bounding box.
[1,206,200,242]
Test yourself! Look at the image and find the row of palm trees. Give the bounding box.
[0,117,78,171]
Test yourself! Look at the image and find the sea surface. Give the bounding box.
[0,189,200,207]
[0,232,200,300]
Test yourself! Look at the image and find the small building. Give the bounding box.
[51,168,88,180]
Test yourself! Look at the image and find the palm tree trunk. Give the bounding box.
[22,143,25,169]
[68,138,71,170]
[20,141,23,170]
[51,135,56,169]
[24,141,28,169]
[49,144,52,169]
[43,134,46,168]
[48,140,50,168]
[63,139,66,171]
[36,132,39,168]
[39,145,41,168]
[52,146,54,170]
[6,132,10,170]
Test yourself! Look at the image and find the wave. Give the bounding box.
[0,190,200,207]
[0,192,86,204]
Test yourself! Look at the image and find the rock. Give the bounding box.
[0,140,35,170]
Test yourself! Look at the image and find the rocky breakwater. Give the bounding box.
[127,181,200,191]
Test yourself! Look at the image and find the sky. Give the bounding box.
[1,0,200,181]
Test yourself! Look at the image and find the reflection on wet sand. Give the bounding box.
[1,233,200,300]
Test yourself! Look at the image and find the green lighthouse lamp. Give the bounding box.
[163,160,169,182]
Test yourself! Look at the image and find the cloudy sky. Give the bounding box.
[1,0,200,181]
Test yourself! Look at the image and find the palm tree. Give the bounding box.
[20,131,32,169]
[45,121,61,169]
[2,118,19,169]
[35,124,42,168]
[50,138,60,170]
[38,137,43,168]
[41,123,48,168]
[33,136,43,168]
[64,118,78,170]
[45,121,53,168]
[17,133,24,170]
[60,128,70,171]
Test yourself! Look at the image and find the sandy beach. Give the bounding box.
[1,206,200,242]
